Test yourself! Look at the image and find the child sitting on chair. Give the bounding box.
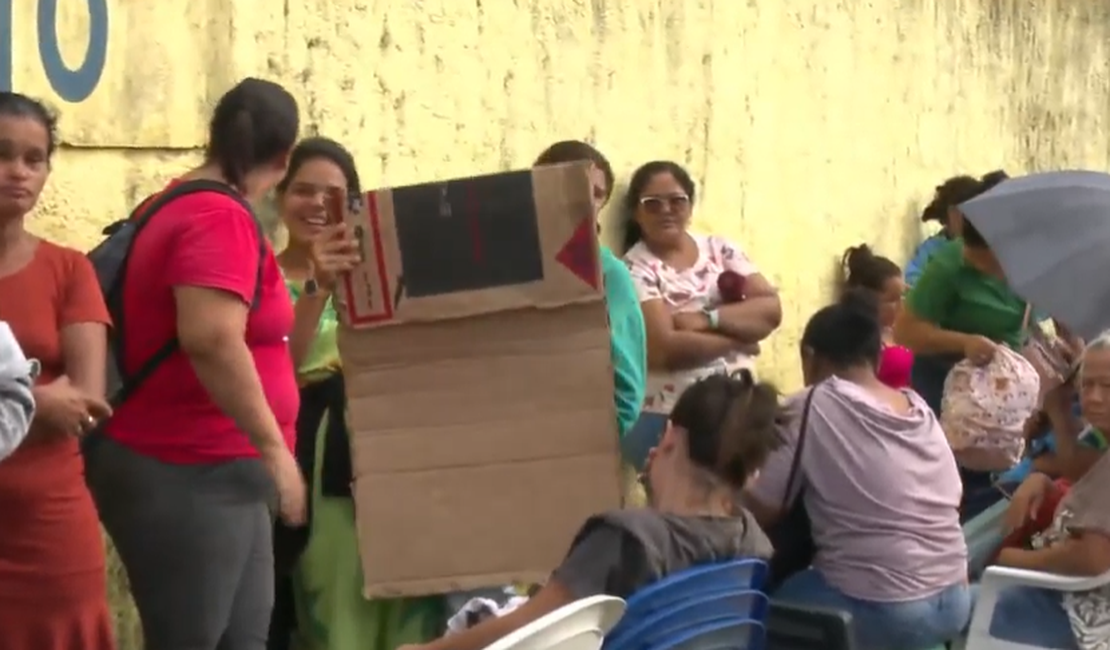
[408,371,781,650]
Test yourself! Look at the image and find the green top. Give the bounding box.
[905,239,1027,349]
[285,278,342,377]
[601,246,648,438]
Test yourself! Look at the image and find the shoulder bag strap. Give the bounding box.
[778,386,818,511]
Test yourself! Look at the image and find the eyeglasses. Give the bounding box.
[639,194,690,214]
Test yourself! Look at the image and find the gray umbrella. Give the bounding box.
[959,169,1110,341]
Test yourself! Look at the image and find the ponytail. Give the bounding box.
[209,109,255,189]
[204,77,299,191]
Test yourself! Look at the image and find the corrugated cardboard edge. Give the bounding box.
[334,162,602,329]
[363,572,548,600]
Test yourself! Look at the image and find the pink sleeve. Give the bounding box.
[712,236,759,276]
[163,204,260,304]
[877,345,914,389]
[624,252,664,303]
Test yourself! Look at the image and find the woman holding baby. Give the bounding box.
[621,160,782,471]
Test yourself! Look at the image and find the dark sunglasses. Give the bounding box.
[639,194,690,214]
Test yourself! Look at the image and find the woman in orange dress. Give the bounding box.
[0,92,115,649]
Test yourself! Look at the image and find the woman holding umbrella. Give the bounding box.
[893,170,1026,520]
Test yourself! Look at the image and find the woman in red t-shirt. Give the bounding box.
[0,92,115,650]
[85,78,306,650]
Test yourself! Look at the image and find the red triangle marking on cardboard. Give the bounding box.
[555,219,600,291]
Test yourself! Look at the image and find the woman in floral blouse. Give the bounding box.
[620,160,782,472]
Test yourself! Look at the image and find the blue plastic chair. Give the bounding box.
[604,559,770,650]
[653,619,766,650]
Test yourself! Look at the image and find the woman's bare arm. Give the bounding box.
[893,308,973,355]
[60,322,108,398]
[712,274,782,343]
[999,533,1110,576]
[420,581,576,650]
[1045,404,1102,482]
[642,299,738,372]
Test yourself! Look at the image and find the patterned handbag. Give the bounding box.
[940,346,1040,471]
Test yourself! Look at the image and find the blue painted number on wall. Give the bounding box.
[0,0,109,102]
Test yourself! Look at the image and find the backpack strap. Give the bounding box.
[109,180,267,407]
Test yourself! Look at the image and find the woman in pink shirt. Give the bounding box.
[842,244,912,389]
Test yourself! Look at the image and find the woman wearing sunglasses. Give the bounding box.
[620,160,782,472]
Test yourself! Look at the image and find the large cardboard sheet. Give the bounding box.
[335,163,623,597]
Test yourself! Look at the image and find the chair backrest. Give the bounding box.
[605,590,768,650]
[655,618,767,650]
[764,601,855,650]
[483,595,627,650]
[623,559,768,618]
[604,559,770,650]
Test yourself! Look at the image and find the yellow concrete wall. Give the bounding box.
[8,0,1110,390]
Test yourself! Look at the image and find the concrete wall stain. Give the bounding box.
[8,0,1110,389]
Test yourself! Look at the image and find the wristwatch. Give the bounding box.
[303,278,321,297]
[704,308,720,330]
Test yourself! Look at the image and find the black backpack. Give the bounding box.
[88,179,265,409]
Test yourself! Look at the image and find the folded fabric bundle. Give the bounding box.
[445,593,530,635]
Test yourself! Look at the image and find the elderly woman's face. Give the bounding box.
[1080,347,1110,431]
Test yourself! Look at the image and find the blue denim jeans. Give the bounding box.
[973,584,1078,649]
[959,466,1005,524]
[774,568,971,650]
[622,413,667,472]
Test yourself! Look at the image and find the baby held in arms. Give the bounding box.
[404,371,782,650]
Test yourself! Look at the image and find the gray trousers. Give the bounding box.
[87,437,275,650]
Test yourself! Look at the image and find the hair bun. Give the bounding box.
[842,244,874,275]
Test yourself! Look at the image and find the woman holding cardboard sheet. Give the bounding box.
[269,137,446,650]
[440,140,650,622]
[532,140,647,440]
[621,161,782,473]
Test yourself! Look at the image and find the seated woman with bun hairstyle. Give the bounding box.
[744,290,970,650]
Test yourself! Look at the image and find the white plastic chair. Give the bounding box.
[482,595,627,650]
[966,566,1110,649]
